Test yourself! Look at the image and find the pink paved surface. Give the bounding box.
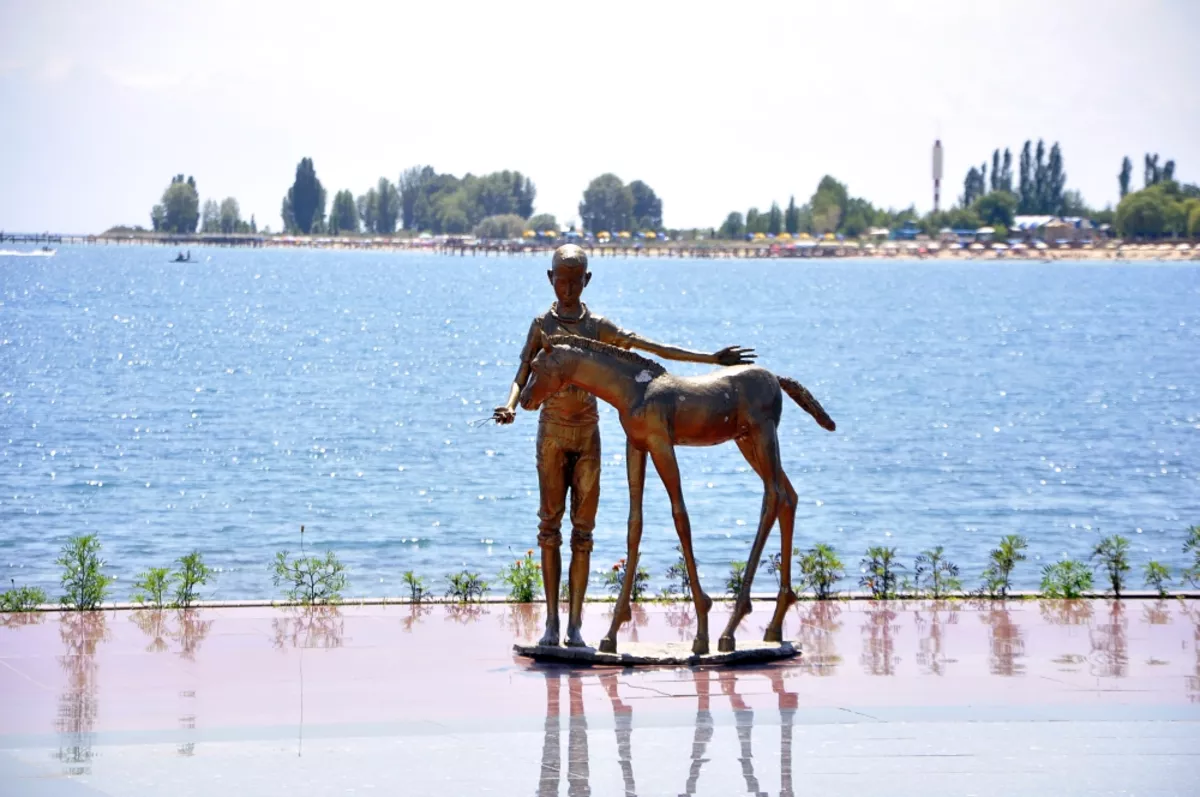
[1,599,1198,796]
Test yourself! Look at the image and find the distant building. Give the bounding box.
[1012,215,1098,244]
[892,220,922,241]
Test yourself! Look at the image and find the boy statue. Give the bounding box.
[493,244,755,647]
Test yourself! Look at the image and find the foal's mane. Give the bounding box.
[547,333,667,376]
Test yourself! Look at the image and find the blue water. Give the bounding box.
[1,247,1197,600]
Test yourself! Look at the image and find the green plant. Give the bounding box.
[0,580,47,612]
[499,550,542,602]
[174,551,211,608]
[978,534,1028,598]
[1040,560,1093,599]
[1143,561,1171,597]
[725,561,748,596]
[57,534,113,610]
[1182,525,1200,587]
[271,527,347,605]
[445,571,489,603]
[603,558,649,602]
[402,571,431,603]
[914,546,962,598]
[132,567,173,609]
[663,544,691,600]
[798,544,844,600]
[1090,534,1130,597]
[859,546,903,599]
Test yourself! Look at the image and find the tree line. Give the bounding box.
[149,175,256,235]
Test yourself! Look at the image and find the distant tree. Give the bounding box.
[328,190,359,234]
[526,212,558,233]
[153,174,200,234]
[1144,153,1161,188]
[1000,148,1013,193]
[398,166,425,230]
[766,202,783,235]
[745,207,762,235]
[784,196,800,234]
[962,166,985,207]
[972,191,1018,228]
[990,150,1000,192]
[1059,189,1090,218]
[1045,143,1067,214]
[1163,160,1176,183]
[980,161,988,196]
[1114,183,1189,238]
[218,197,241,234]
[1119,156,1132,198]
[474,214,526,240]
[356,188,378,233]
[578,173,633,233]
[282,157,326,234]
[1033,139,1048,212]
[1018,141,1034,213]
[628,180,663,230]
[200,199,221,233]
[374,177,400,234]
[1189,203,1200,238]
[718,211,745,239]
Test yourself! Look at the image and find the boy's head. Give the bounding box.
[547,244,591,306]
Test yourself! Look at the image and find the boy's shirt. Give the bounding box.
[520,302,636,427]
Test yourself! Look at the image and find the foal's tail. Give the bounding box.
[778,376,836,432]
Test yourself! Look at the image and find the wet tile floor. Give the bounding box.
[1,599,1198,796]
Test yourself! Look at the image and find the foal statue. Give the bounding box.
[520,332,835,655]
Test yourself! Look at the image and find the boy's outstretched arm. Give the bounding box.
[621,329,756,366]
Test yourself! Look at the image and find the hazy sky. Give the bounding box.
[2,0,1198,233]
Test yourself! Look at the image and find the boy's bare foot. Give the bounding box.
[538,617,561,647]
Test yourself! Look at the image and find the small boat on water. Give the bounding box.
[0,247,55,257]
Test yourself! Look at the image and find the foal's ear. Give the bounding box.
[540,330,553,354]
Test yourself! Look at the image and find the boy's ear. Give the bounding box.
[583,271,592,287]
[546,269,554,284]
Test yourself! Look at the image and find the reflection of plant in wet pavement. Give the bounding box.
[665,603,695,640]
[1088,601,1128,678]
[402,603,433,632]
[502,603,542,639]
[130,610,213,659]
[55,612,109,776]
[272,607,345,649]
[791,600,843,675]
[1038,598,1094,626]
[913,602,959,675]
[444,603,489,625]
[859,606,900,676]
[979,602,1026,677]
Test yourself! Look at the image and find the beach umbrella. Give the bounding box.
[969,242,985,251]
[976,226,995,235]
[522,230,536,238]
[1010,242,1026,250]
[1176,242,1191,251]
[949,242,963,250]
[1033,241,1048,250]
[776,232,792,240]
[1157,243,1172,251]
[864,243,876,251]
[798,232,812,240]
[753,232,766,240]
[992,243,1007,250]
[618,231,632,238]
[645,231,657,239]
[927,242,942,250]
[823,232,835,241]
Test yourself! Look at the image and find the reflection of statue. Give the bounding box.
[914,602,959,676]
[1089,601,1128,679]
[495,245,756,649]
[520,330,834,655]
[54,612,109,776]
[535,665,797,795]
[272,607,345,650]
[980,602,1026,677]
[860,605,900,676]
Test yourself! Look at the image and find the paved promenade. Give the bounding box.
[1,599,1197,796]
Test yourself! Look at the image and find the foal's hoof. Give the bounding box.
[598,636,618,654]
[763,626,783,643]
[718,635,736,653]
[692,637,710,656]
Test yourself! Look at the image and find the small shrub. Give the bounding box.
[978,534,1028,598]
[1143,561,1171,597]
[1041,560,1093,599]
[132,567,173,609]
[603,558,649,602]
[499,550,542,602]
[799,544,844,600]
[663,544,691,600]
[57,534,113,610]
[0,581,47,612]
[914,546,962,598]
[859,545,903,600]
[1182,526,1200,587]
[445,571,489,603]
[1090,534,1130,598]
[725,561,748,596]
[402,571,431,603]
[272,527,346,605]
[174,551,211,608]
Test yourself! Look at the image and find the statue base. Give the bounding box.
[513,639,800,667]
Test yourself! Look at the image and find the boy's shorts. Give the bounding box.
[535,420,601,553]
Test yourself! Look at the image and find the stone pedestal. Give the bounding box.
[513,639,800,667]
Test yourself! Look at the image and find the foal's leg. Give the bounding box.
[763,468,799,643]
[649,440,712,655]
[719,427,782,652]
[598,440,646,654]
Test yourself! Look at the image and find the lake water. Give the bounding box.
[1,247,1197,601]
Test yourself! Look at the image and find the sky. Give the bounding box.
[1,0,1198,233]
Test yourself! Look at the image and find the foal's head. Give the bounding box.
[519,332,573,411]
